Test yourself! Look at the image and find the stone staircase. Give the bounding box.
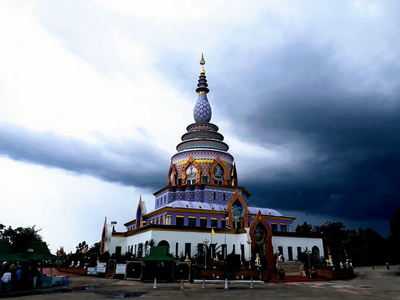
[276,261,305,276]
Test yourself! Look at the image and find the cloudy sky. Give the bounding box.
[1,0,399,253]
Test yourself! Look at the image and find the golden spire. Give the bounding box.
[200,53,206,74]
[195,53,209,95]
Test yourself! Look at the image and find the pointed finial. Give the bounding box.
[200,53,206,74]
[200,53,205,65]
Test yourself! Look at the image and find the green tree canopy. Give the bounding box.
[295,222,313,234]
[0,224,43,253]
[389,208,400,263]
[347,227,387,266]
[313,221,355,265]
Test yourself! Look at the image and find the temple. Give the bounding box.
[100,55,324,275]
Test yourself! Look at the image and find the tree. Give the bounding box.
[389,208,400,263]
[0,224,43,253]
[295,222,313,234]
[63,241,101,267]
[313,221,355,267]
[75,241,88,254]
[347,228,386,266]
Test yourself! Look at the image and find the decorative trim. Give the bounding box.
[167,163,177,186]
[181,156,202,184]
[249,210,275,272]
[209,156,230,185]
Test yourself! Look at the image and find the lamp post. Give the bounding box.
[306,250,312,278]
[247,239,252,269]
[203,239,209,269]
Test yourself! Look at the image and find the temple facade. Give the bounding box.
[100,55,324,271]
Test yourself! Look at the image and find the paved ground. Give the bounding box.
[1,265,399,299]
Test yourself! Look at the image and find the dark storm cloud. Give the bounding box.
[0,123,168,189]
[216,42,400,223]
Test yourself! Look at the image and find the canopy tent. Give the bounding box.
[0,239,28,262]
[17,241,62,261]
[138,246,177,282]
[138,246,177,261]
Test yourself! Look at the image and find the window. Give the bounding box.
[222,244,227,260]
[177,178,182,185]
[175,243,179,258]
[240,244,245,262]
[138,243,143,258]
[297,247,302,259]
[278,246,284,259]
[210,243,216,259]
[198,243,204,258]
[211,219,217,228]
[165,215,172,225]
[221,219,226,228]
[223,193,226,201]
[231,201,244,229]
[213,165,224,184]
[200,218,207,227]
[202,176,208,183]
[176,216,184,226]
[213,192,216,199]
[271,223,278,232]
[281,224,287,232]
[186,164,197,185]
[288,246,293,261]
[116,246,122,255]
[185,243,191,257]
[188,217,196,227]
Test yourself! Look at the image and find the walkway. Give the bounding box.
[1,265,399,299]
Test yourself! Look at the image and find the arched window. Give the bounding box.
[231,200,244,229]
[312,246,320,260]
[186,164,197,185]
[213,164,224,184]
[158,240,170,254]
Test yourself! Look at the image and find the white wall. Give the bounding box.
[110,229,249,258]
[108,229,325,263]
[272,236,324,261]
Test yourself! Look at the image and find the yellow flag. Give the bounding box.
[211,228,216,235]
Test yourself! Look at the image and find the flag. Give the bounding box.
[211,228,216,235]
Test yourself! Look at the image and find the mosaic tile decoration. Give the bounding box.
[176,139,229,152]
[182,130,224,141]
[172,149,233,162]
[154,186,249,209]
[186,122,219,132]
[193,94,212,123]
